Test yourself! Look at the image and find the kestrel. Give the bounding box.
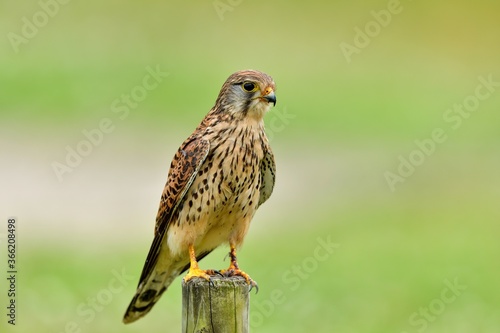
[123,69,277,323]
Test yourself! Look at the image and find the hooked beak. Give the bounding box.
[263,91,276,106]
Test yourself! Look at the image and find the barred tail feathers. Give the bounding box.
[122,269,179,324]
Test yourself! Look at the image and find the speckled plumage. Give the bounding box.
[123,70,276,324]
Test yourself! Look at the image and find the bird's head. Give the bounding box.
[214,69,276,120]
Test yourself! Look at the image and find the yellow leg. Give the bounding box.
[221,244,258,291]
[183,244,212,282]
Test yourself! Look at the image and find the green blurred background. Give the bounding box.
[1,1,499,332]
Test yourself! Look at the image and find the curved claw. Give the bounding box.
[184,269,223,287]
[184,245,222,286]
[221,268,258,293]
[183,267,212,283]
[222,245,258,292]
[206,270,223,287]
[248,280,259,294]
[205,269,223,277]
[212,270,224,277]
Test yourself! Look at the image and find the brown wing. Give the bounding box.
[258,147,276,207]
[137,137,210,284]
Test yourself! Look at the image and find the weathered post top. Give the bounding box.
[182,276,250,333]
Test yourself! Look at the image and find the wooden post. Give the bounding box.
[182,276,250,333]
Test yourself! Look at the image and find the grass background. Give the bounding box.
[1,1,500,332]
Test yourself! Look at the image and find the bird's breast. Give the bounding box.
[167,122,267,255]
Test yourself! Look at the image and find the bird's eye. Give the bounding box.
[242,82,257,92]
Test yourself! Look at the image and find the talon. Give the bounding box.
[183,244,217,284]
[213,270,224,277]
[220,268,232,278]
[221,267,258,290]
[204,269,223,277]
[249,280,259,294]
[220,244,258,291]
[183,266,212,283]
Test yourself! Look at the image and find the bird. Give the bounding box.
[123,69,277,324]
